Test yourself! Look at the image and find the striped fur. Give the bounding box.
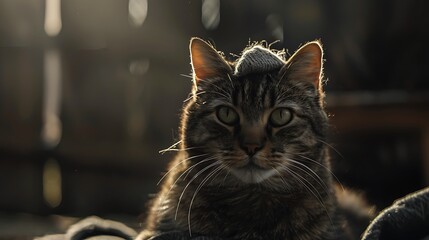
[137,39,369,240]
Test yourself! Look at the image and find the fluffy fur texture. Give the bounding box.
[137,38,372,240]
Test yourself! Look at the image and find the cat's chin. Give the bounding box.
[230,165,277,184]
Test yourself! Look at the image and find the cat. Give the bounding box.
[137,38,373,240]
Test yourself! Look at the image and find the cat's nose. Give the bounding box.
[239,124,266,156]
[240,141,264,156]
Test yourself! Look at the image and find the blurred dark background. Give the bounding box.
[1,0,428,238]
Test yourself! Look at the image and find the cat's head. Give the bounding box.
[181,38,329,186]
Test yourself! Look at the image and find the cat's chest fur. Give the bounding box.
[162,182,342,240]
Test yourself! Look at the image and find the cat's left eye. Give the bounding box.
[216,106,239,126]
[269,108,293,127]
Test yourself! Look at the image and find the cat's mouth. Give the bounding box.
[230,161,276,184]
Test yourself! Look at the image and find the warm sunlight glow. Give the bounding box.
[202,0,220,30]
[41,49,62,148]
[43,158,62,208]
[129,59,150,76]
[129,0,148,27]
[44,0,62,37]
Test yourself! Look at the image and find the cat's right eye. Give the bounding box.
[216,106,239,126]
[269,108,293,127]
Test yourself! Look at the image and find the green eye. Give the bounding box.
[216,106,239,125]
[269,108,293,127]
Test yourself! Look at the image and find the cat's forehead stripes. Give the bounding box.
[232,74,276,121]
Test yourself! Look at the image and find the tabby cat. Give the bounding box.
[137,38,372,240]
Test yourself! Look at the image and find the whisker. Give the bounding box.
[220,169,230,188]
[201,90,231,100]
[316,138,344,159]
[188,165,224,236]
[181,152,220,181]
[198,78,231,98]
[207,165,226,187]
[184,91,206,102]
[159,140,182,154]
[271,167,289,190]
[159,145,204,155]
[180,73,193,79]
[285,158,330,192]
[156,156,217,216]
[283,166,323,202]
[287,163,328,192]
[293,153,345,192]
[281,166,333,225]
[226,73,234,90]
[181,156,219,181]
[157,153,211,185]
[175,161,220,220]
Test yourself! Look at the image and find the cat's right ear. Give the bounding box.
[279,41,323,91]
[190,38,232,82]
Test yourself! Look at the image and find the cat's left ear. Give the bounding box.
[280,41,323,90]
[190,38,232,82]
